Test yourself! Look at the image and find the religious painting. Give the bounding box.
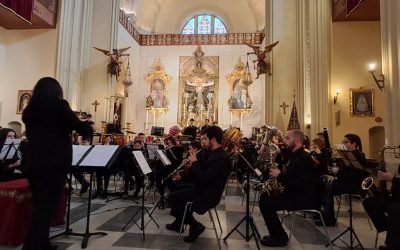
[226,58,253,110]
[350,88,375,117]
[144,61,171,111]
[178,46,219,126]
[16,90,32,114]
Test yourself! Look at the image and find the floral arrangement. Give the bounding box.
[169,126,181,136]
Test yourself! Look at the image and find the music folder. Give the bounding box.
[335,148,366,170]
[156,149,171,166]
[72,145,121,171]
[132,151,152,175]
[0,139,21,160]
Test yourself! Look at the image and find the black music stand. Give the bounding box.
[51,145,121,249]
[328,149,365,249]
[122,150,159,241]
[153,149,172,209]
[224,152,262,250]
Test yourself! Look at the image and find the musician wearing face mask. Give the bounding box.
[166,126,230,242]
[320,133,369,226]
[362,170,400,250]
[258,129,318,247]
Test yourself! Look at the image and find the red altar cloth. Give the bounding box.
[0,178,66,246]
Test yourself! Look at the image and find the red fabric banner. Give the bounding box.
[0,0,33,23]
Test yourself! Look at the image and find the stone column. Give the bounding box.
[265,0,274,125]
[56,0,93,110]
[381,0,400,144]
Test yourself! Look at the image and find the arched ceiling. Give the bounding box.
[120,0,265,34]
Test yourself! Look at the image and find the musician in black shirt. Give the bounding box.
[259,130,318,247]
[166,126,230,242]
[183,118,198,141]
[363,171,400,250]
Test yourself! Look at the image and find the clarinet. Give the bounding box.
[163,148,203,181]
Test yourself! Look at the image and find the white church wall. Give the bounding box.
[133,44,264,137]
[0,28,57,128]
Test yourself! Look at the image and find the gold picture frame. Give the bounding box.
[16,90,32,114]
[349,88,375,117]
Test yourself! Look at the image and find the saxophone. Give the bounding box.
[258,126,284,197]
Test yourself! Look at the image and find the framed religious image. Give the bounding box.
[16,90,32,114]
[350,88,375,117]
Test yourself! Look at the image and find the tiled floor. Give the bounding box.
[1,181,383,250]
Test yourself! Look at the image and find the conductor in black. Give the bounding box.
[166,126,231,242]
[21,77,91,250]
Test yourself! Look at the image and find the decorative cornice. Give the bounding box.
[119,10,264,46]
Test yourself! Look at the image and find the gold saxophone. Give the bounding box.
[361,146,398,197]
[258,126,284,197]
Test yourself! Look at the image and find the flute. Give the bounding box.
[163,148,203,181]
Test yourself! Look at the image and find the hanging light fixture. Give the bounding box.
[122,58,133,97]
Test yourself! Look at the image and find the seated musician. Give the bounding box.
[258,129,318,247]
[94,135,113,199]
[71,133,90,194]
[363,170,400,250]
[166,126,230,242]
[320,133,369,226]
[310,137,330,176]
[0,128,24,182]
[125,140,144,198]
[168,140,202,191]
[154,136,184,199]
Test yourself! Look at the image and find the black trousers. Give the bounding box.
[363,197,400,248]
[167,187,197,225]
[22,168,66,250]
[322,180,364,220]
[258,193,289,239]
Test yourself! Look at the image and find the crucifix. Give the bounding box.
[92,100,100,112]
[280,101,289,115]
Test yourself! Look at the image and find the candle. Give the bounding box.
[153,112,156,126]
[230,112,233,125]
[161,114,164,127]
[240,112,243,130]
[145,110,149,129]
[103,98,107,122]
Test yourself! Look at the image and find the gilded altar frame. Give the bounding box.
[178,46,219,127]
[226,58,253,112]
[144,61,171,114]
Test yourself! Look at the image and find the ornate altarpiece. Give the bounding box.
[178,46,219,126]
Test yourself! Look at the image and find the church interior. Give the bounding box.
[1,0,400,249]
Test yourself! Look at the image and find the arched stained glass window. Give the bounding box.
[182,14,227,35]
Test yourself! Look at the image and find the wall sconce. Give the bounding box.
[333,89,340,104]
[368,63,384,91]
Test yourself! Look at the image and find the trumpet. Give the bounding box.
[163,148,203,181]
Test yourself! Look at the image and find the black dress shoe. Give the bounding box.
[166,220,184,233]
[260,236,288,247]
[184,222,205,242]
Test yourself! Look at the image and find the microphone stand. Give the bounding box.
[223,150,262,250]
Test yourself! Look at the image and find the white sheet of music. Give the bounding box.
[80,145,119,167]
[146,144,159,160]
[157,149,171,166]
[0,139,21,160]
[72,145,92,166]
[133,151,152,175]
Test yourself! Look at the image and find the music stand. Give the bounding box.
[51,145,121,249]
[328,149,365,249]
[0,139,21,162]
[224,151,262,250]
[122,150,159,241]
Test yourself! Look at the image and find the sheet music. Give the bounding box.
[133,151,152,175]
[146,144,159,160]
[157,150,171,166]
[72,145,92,166]
[80,145,119,167]
[336,149,364,170]
[0,139,21,160]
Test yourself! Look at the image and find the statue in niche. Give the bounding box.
[150,79,166,108]
[144,61,171,110]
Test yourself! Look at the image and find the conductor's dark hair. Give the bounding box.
[190,140,202,150]
[29,77,63,106]
[344,133,363,152]
[0,128,16,147]
[203,126,224,144]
